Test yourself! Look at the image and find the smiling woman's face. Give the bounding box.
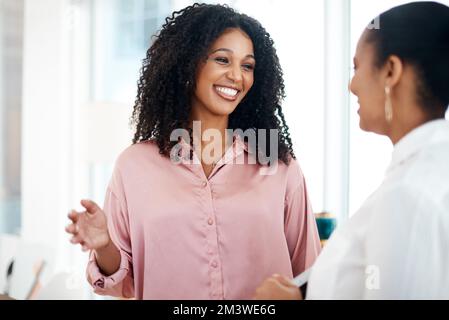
[191,28,255,119]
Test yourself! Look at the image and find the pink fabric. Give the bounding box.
[86,135,321,299]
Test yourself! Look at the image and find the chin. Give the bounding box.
[359,121,368,132]
[358,117,372,133]
[359,119,386,136]
[211,102,239,116]
[218,109,237,117]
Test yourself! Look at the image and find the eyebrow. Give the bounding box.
[210,48,255,59]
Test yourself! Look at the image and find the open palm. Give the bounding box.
[65,199,110,251]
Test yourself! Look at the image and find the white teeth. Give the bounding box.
[215,86,238,97]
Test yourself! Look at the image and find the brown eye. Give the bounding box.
[242,64,255,71]
[214,57,229,64]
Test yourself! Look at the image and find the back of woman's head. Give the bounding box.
[364,1,449,117]
[132,3,293,164]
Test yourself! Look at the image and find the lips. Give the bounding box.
[214,85,241,101]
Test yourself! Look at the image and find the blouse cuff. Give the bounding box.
[87,249,130,290]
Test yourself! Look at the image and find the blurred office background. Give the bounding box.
[0,0,448,299]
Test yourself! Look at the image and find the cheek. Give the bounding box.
[358,86,386,128]
[194,69,215,96]
[244,74,254,93]
[195,63,219,87]
[352,73,376,105]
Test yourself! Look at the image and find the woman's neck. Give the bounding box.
[189,112,232,168]
[388,104,436,145]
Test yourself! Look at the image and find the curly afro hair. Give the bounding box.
[131,3,295,164]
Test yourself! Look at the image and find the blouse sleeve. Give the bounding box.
[86,166,135,298]
[284,160,322,277]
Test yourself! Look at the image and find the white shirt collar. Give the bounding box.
[388,119,449,172]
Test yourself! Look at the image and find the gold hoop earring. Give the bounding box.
[385,86,393,123]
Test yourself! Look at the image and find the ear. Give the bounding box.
[384,55,403,89]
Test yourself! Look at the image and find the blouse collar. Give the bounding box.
[177,131,250,166]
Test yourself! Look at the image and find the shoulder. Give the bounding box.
[361,182,448,262]
[362,183,435,232]
[280,156,308,197]
[109,140,164,189]
[114,140,162,168]
[401,143,449,201]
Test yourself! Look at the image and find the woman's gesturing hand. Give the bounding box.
[65,199,111,252]
[253,274,303,300]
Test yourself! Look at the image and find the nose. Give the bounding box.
[348,76,355,95]
[226,64,243,84]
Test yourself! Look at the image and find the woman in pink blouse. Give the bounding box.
[65,3,321,300]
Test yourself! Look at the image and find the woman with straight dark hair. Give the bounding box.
[255,1,449,299]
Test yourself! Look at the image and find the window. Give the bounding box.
[0,0,23,235]
[87,0,173,205]
[91,0,172,104]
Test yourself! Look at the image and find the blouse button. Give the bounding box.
[211,261,218,268]
[202,181,208,188]
[208,218,214,225]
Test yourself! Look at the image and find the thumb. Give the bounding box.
[80,199,101,215]
[273,274,295,287]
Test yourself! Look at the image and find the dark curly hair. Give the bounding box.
[131,3,295,164]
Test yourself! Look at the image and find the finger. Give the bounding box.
[80,199,101,215]
[254,284,274,300]
[254,287,266,300]
[273,274,295,287]
[70,234,84,245]
[261,277,279,288]
[255,278,278,295]
[65,223,78,234]
[67,210,79,223]
[258,277,284,293]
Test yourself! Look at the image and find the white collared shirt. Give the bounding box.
[307,119,449,299]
